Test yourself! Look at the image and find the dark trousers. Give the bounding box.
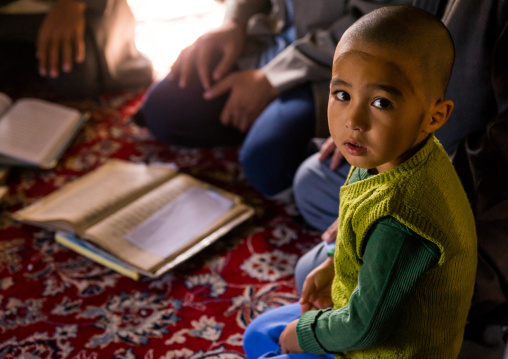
[0,0,153,99]
[0,13,100,98]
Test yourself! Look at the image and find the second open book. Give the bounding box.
[0,92,87,168]
[13,160,254,278]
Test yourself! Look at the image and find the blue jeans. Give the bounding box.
[243,302,334,359]
[239,85,315,196]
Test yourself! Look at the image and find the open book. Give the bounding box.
[0,92,88,168]
[12,160,254,278]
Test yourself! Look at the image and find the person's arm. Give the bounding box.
[296,217,440,355]
[37,0,88,78]
[263,0,411,94]
[171,0,270,90]
[223,0,271,28]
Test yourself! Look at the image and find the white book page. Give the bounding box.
[126,187,234,257]
[83,175,237,271]
[0,99,81,165]
[13,160,175,234]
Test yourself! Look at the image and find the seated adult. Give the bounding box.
[0,0,153,98]
[135,0,411,198]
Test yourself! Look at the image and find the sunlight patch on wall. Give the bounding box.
[128,0,224,80]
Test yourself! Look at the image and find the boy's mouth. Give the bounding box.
[344,140,367,155]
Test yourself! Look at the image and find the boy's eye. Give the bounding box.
[372,98,392,109]
[335,91,351,101]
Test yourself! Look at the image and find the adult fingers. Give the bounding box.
[226,106,247,131]
[321,219,338,243]
[218,90,235,127]
[168,53,183,81]
[236,113,253,133]
[61,34,73,73]
[48,37,61,78]
[74,27,85,64]
[37,30,50,76]
[204,75,232,101]
[196,45,214,90]
[318,137,337,162]
[330,148,344,170]
[176,48,193,88]
[212,45,237,81]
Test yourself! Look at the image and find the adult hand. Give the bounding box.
[321,219,338,243]
[318,137,344,170]
[170,20,246,90]
[203,68,278,132]
[300,256,334,315]
[279,319,304,354]
[37,0,86,78]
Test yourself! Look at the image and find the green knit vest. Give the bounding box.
[332,136,477,359]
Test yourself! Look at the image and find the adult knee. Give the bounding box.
[141,76,242,147]
[293,153,349,231]
[141,80,182,145]
[293,155,330,231]
[239,144,289,197]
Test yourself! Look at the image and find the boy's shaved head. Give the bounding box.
[339,5,454,100]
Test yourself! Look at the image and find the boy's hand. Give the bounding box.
[300,256,335,314]
[37,0,86,78]
[318,136,344,170]
[279,319,304,354]
[203,69,277,132]
[170,20,246,90]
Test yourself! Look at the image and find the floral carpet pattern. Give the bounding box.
[0,92,321,358]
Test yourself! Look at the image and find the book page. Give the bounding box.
[0,98,81,165]
[125,186,234,257]
[83,174,240,271]
[12,160,175,234]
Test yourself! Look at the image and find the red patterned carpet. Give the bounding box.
[0,92,321,358]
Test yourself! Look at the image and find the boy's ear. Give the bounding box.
[424,99,454,133]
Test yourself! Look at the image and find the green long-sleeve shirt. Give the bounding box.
[297,168,441,355]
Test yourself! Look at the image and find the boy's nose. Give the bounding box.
[345,104,367,131]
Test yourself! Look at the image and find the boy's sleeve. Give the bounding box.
[296,217,441,355]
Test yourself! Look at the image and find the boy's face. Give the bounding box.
[328,41,433,174]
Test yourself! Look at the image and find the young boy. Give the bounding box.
[243,5,477,359]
